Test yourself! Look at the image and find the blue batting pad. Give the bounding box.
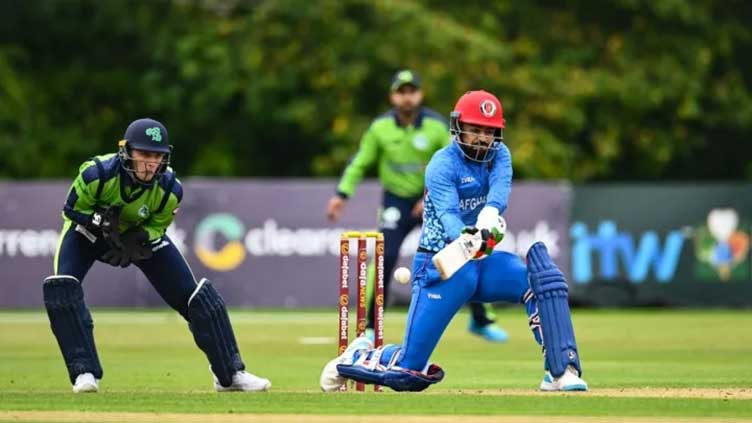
[336,344,445,391]
[527,242,582,377]
[43,275,103,383]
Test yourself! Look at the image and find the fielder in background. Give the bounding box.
[325,69,508,343]
[321,90,588,392]
[44,118,271,393]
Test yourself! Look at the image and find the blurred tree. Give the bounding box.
[0,0,750,181]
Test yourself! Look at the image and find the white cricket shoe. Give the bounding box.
[539,365,588,391]
[214,370,271,392]
[320,336,373,392]
[72,372,99,393]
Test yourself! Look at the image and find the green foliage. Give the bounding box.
[0,0,750,180]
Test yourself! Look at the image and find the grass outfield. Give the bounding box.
[0,308,750,422]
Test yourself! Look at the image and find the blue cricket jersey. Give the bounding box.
[418,141,513,252]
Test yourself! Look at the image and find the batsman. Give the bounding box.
[44,118,271,393]
[321,91,588,392]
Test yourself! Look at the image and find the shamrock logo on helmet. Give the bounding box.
[397,70,414,83]
[145,127,162,142]
[480,100,497,118]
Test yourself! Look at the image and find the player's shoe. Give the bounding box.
[214,370,271,392]
[468,321,509,343]
[72,372,99,393]
[539,365,588,391]
[364,328,375,343]
[320,336,373,392]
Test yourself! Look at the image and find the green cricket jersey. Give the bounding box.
[62,153,183,241]
[337,107,450,199]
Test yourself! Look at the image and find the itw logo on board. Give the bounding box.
[571,220,686,284]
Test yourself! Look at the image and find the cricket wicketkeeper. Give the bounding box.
[44,118,270,393]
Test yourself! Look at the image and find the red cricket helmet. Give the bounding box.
[450,90,505,162]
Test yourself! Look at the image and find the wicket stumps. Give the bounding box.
[338,231,384,392]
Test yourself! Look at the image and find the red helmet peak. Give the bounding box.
[453,90,505,129]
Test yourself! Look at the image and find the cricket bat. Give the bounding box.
[432,232,484,280]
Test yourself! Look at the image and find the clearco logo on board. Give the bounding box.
[194,213,247,271]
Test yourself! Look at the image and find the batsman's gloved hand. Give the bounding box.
[120,228,153,262]
[461,225,503,259]
[89,205,123,249]
[101,247,131,268]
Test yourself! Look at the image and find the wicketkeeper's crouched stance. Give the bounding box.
[45,118,270,393]
[320,91,588,392]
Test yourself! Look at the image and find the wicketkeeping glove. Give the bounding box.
[120,228,153,262]
[89,205,123,249]
[101,247,131,268]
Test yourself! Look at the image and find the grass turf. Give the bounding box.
[0,308,750,418]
